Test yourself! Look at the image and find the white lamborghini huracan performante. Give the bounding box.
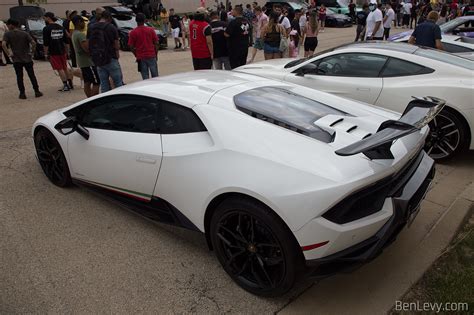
[33,71,443,296]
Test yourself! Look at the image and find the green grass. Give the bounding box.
[393,208,474,313]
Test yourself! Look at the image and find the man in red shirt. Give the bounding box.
[189,7,213,70]
[128,13,159,79]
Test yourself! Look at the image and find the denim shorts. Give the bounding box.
[264,43,280,54]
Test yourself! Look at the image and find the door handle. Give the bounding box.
[136,156,157,164]
[357,87,370,91]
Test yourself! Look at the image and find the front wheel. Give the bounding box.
[210,198,303,297]
[34,128,72,187]
[425,109,469,161]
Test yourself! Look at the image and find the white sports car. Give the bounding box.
[236,42,474,161]
[393,34,474,59]
[33,71,443,296]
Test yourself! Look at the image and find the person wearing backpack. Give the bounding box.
[87,10,123,93]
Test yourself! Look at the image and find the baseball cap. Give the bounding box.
[44,12,57,21]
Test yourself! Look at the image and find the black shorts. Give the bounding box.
[81,66,100,85]
[192,57,212,70]
[304,37,318,52]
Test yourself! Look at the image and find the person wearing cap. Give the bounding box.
[71,15,100,97]
[43,12,73,92]
[225,5,250,69]
[189,7,213,70]
[408,11,443,50]
[128,13,159,79]
[87,10,123,93]
[365,2,384,40]
[3,19,43,99]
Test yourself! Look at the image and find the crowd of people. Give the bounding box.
[0,0,472,100]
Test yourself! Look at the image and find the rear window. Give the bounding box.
[234,87,346,143]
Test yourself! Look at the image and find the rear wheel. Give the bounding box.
[425,109,469,161]
[34,128,72,187]
[210,198,302,297]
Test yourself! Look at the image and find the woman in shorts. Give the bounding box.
[261,11,287,60]
[304,11,319,57]
[318,4,326,32]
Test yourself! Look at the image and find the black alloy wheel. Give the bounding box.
[425,109,468,161]
[34,128,72,187]
[210,198,302,297]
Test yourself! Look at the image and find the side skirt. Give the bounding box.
[72,178,201,232]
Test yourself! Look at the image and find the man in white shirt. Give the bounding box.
[402,1,412,28]
[383,3,396,39]
[273,4,291,34]
[365,2,384,40]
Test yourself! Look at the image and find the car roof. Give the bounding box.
[111,71,274,108]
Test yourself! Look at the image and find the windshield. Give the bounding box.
[234,87,346,143]
[284,46,340,68]
[114,15,137,29]
[414,47,474,70]
[27,19,45,31]
[440,17,468,32]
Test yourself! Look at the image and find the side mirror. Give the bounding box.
[296,63,318,76]
[54,116,89,140]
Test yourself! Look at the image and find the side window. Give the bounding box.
[442,42,473,53]
[80,95,159,133]
[313,53,388,77]
[380,58,434,77]
[160,101,207,134]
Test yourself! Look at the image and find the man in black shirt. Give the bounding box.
[3,19,43,99]
[168,8,183,49]
[210,11,230,70]
[43,12,72,91]
[408,11,443,50]
[88,10,123,93]
[224,6,250,69]
[355,4,369,41]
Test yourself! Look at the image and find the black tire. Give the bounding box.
[425,109,469,162]
[34,128,72,187]
[210,197,303,297]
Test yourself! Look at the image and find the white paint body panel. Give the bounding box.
[33,71,430,260]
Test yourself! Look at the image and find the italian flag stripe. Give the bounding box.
[78,178,152,202]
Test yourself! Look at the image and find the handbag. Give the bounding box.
[279,30,288,52]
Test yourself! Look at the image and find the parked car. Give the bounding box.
[393,33,474,59]
[111,13,167,50]
[325,7,353,27]
[389,16,474,41]
[33,71,441,296]
[236,42,474,161]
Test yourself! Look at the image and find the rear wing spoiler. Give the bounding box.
[336,97,445,159]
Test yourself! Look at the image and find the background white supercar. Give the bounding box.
[32,71,435,296]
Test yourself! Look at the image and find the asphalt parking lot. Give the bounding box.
[1,26,473,313]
